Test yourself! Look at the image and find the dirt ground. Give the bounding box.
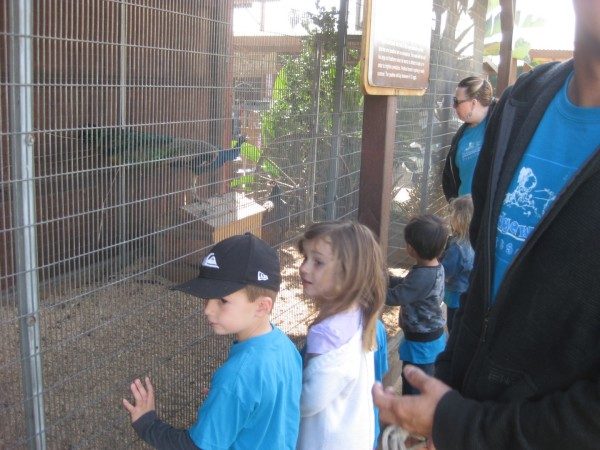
[0,245,404,449]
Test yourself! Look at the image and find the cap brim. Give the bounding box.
[172,276,247,299]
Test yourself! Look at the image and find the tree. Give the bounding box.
[484,0,545,66]
[260,1,363,221]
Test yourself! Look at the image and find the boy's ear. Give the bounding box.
[255,296,273,317]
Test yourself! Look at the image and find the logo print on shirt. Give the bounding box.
[503,167,556,218]
[462,140,483,159]
[202,253,219,269]
[257,271,269,281]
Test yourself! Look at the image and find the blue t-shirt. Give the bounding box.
[374,320,389,447]
[441,238,474,308]
[374,320,389,383]
[443,290,461,310]
[493,72,600,301]
[456,118,487,196]
[189,326,302,450]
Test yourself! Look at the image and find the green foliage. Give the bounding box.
[239,139,261,163]
[230,139,282,190]
[484,0,545,64]
[259,1,363,217]
[230,174,256,191]
[512,37,530,61]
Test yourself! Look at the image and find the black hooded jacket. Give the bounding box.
[433,60,600,449]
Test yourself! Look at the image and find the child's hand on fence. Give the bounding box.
[122,376,156,423]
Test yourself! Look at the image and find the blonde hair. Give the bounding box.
[448,195,473,242]
[458,76,494,107]
[298,221,386,351]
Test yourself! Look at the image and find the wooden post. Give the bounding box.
[358,94,396,254]
[497,0,515,96]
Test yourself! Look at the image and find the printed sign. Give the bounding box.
[361,0,433,95]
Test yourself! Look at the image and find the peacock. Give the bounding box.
[170,134,246,175]
[79,126,245,173]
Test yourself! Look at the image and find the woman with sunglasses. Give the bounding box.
[442,76,496,202]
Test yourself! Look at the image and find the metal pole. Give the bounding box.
[9,0,46,448]
[419,137,432,213]
[309,39,323,222]
[419,12,444,214]
[119,2,128,266]
[325,0,349,220]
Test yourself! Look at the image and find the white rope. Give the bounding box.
[381,425,427,450]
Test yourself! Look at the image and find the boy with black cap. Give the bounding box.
[123,233,302,449]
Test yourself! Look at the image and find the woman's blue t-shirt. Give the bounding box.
[456,118,487,196]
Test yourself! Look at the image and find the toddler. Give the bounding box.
[386,214,448,395]
[441,195,474,332]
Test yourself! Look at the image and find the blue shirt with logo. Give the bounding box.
[493,73,600,301]
[456,118,487,196]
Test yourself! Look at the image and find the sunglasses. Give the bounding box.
[453,97,470,108]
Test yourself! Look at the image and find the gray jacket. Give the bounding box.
[386,265,445,337]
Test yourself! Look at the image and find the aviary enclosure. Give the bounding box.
[0,0,486,447]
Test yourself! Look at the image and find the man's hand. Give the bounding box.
[123,376,156,423]
[372,365,451,438]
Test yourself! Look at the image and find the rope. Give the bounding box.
[381,425,427,450]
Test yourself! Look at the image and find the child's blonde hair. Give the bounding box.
[298,221,386,351]
[448,194,473,242]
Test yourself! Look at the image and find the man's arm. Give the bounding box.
[373,367,600,450]
[433,376,600,450]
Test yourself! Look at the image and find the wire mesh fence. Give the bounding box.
[1,0,486,448]
[388,0,489,264]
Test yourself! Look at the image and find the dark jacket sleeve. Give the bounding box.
[132,411,199,449]
[386,269,435,307]
[432,377,600,450]
[441,127,463,202]
[468,95,506,246]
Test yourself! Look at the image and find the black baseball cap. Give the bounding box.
[174,233,281,299]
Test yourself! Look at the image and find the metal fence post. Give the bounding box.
[309,38,323,223]
[119,1,129,270]
[325,0,349,220]
[9,0,46,448]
